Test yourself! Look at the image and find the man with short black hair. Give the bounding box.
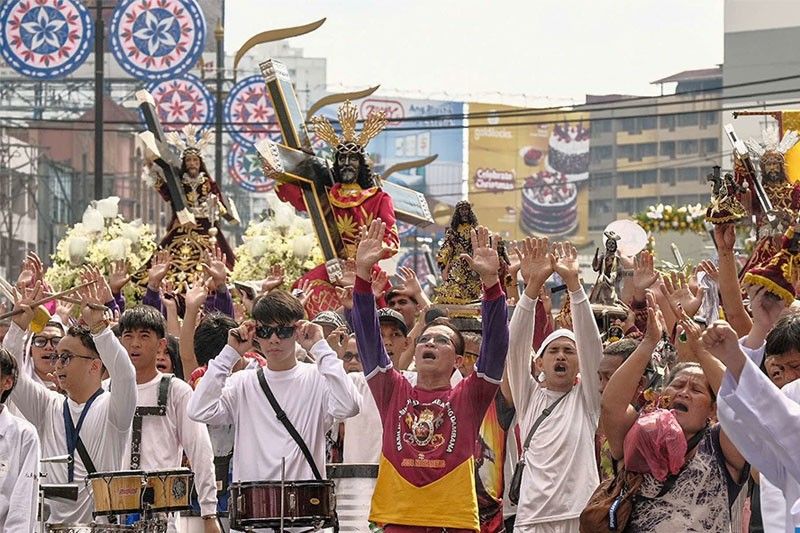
[117,305,218,531]
[0,346,40,532]
[386,289,418,329]
[377,307,409,367]
[188,290,360,487]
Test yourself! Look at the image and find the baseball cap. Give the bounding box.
[377,307,409,336]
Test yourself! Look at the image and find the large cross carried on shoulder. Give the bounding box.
[255,59,433,272]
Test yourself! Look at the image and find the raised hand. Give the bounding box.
[663,270,704,318]
[76,278,108,330]
[81,265,114,305]
[517,237,553,294]
[396,266,424,300]
[16,252,44,290]
[203,247,228,291]
[355,220,389,280]
[296,320,324,351]
[748,284,786,333]
[228,319,256,356]
[632,250,659,299]
[12,282,43,330]
[678,314,704,357]
[714,223,737,254]
[701,320,744,368]
[696,260,719,284]
[326,325,349,359]
[507,241,522,280]
[460,226,500,286]
[643,290,665,344]
[295,279,313,309]
[261,264,285,293]
[147,250,171,290]
[185,277,209,311]
[550,241,580,291]
[108,259,131,295]
[370,269,388,300]
[335,285,354,311]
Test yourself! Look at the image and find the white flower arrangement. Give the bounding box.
[230,193,324,286]
[636,203,707,234]
[45,199,158,306]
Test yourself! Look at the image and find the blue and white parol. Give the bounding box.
[0,0,94,79]
[224,75,281,146]
[146,74,214,130]
[110,0,206,82]
[227,142,275,193]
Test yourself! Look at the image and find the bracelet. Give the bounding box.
[202,514,217,520]
[89,319,110,335]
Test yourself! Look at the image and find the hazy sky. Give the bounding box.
[225,0,724,105]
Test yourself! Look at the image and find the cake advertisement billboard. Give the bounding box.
[315,97,465,206]
[467,102,590,243]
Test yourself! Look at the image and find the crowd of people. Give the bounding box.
[0,212,799,533]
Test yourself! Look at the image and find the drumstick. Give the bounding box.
[0,280,102,320]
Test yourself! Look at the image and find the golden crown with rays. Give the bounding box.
[165,124,215,159]
[310,100,387,155]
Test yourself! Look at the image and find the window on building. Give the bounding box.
[593,119,613,133]
[620,118,638,134]
[639,169,658,184]
[677,112,699,127]
[660,141,676,158]
[639,116,657,130]
[618,144,635,160]
[702,111,719,126]
[661,168,676,186]
[618,199,635,213]
[660,115,676,130]
[677,140,698,155]
[636,143,657,159]
[701,138,718,155]
[591,145,613,163]
[678,167,698,181]
[591,172,613,188]
[620,171,637,187]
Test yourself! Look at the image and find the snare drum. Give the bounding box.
[145,468,194,512]
[46,524,136,532]
[86,470,147,516]
[229,480,336,530]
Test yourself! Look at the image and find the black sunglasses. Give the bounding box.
[255,324,296,340]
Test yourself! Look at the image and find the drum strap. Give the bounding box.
[63,387,104,482]
[130,374,173,470]
[256,368,323,481]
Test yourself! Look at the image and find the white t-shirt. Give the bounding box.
[0,406,40,532]
[3,323,137,524]
[506,290,603,528]
[187,341,361,482]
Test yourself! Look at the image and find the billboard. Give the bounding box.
[318,97,465,206]
[468,103,591,244]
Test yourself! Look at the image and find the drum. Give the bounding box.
[86,470,147,516]
[327,464,378,532]
[46,524,136,532]
[229,480,336,530]
[145,468,194,512]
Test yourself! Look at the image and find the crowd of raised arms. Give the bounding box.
[1,217,800,533]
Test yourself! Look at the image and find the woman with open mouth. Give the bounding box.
[600,292,749,532]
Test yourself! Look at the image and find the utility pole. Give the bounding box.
[94,0,105,200]
[214,16,225,185]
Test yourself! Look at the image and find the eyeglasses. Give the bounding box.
[50,352,97,367]
[342,352,359,362]
[32,335,62,348]
[416,333,453,347]
[254,324,296,340]
[463,351,479,361]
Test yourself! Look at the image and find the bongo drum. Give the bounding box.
[86,470,147,516]
[145,468,194,512]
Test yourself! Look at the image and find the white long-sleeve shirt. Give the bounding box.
[3,322,137,523]
[506,288,603,528]
[717,337,800,533]
[187,340,361,482]
[130,373,217,517]
[0,406,39,532]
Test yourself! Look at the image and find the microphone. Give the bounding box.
[41,455,73,464]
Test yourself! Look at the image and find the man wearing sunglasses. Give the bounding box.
[351,220,509,532]
[2,280,136,525]
[188,289,360,488]
[25,320,64,390]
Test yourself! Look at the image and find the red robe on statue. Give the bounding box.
[276,181,400,317]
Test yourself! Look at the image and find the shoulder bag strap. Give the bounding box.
[256,367,323,481]
[75,437,97,475]
[655,426,708,498]
[522,390,570,452]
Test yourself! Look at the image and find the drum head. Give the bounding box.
[86,470,147,479]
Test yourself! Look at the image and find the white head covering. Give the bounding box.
[534,328,576,359]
